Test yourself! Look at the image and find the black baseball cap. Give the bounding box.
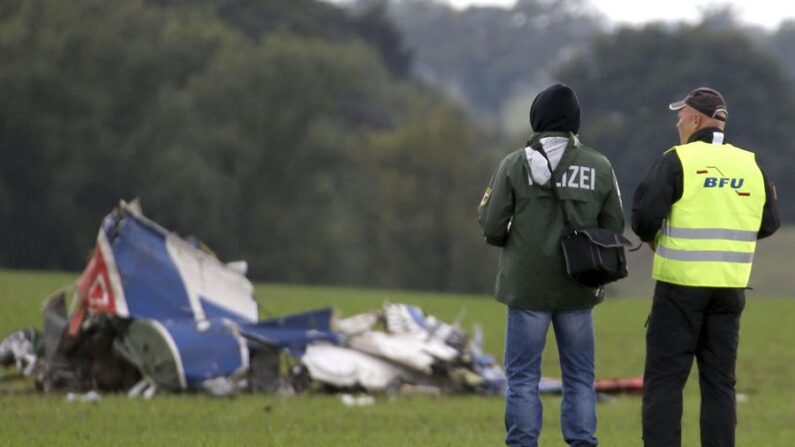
[668,87,728,121]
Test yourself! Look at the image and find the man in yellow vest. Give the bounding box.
[631,87,779,447]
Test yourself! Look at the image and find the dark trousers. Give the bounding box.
[642,281,745,447]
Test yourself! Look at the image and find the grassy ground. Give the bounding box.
[1,269,794,446]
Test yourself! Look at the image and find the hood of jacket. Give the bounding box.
[524,131,580,186]
[529,83,581,134]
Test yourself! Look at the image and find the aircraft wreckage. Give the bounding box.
[1,201,509,397]
[2,201,642,398]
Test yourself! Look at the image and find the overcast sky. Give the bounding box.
[444,0,795,29]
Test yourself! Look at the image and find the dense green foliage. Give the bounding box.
[2,0,795,293]
[1,269,794,446]
[0,0,496,291]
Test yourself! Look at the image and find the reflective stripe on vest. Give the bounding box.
[652,141,765,287]
[656,246,753,263]
[660,226,757,242]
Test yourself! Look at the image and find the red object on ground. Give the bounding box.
[594,376,644,394]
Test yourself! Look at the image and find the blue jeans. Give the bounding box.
[504,307,598,447]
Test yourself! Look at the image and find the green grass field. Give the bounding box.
[1,269,794,446]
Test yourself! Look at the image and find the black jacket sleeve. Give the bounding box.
[757,166,780,239]
[631,150,682,243]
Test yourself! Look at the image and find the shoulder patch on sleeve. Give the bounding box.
[479,187,493,207]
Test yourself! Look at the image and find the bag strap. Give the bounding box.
[530,141,575,231]
[532,140,641,250]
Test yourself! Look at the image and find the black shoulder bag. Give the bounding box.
[531,141,631,288]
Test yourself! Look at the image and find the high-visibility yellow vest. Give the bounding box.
[652,140,766,287]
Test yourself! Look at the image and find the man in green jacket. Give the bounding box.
[478,84,624,447]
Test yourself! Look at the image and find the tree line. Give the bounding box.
[0,0,497,292]
[1,0,793,294]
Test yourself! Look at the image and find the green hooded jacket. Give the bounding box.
[478,131,625,311]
